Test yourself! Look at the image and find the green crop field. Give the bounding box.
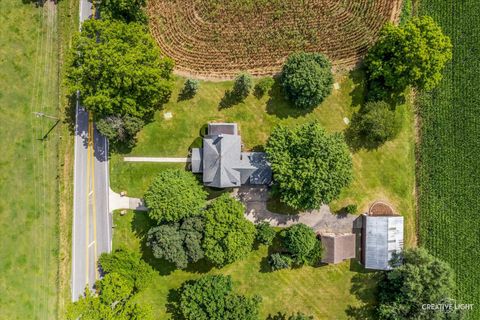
[418,1,480,318]
[0,1,60,318]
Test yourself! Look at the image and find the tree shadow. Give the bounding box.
[64,93,77,135]
[258,233,289,273]
[22,0,44,6]
[344,111,384,152]
[218,90,244,109]
[265,76,313,119]
[166,287,185,320]
[345,260,380,319]
[349,68,367,108]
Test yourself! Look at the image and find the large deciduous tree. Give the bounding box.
[376,248,461,320]
[146,217,205,269]
[281,52,333,109]
[99,0,147,23]
[179,275,261,320]
[203,194,256,266]
[144,169,207,223]
[365,16,452,98]
[266,122,352,210]
[66,19,174,145]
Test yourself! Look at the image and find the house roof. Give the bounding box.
[321,233,356,264]
[192,123,272,188]
[363,215,404,270]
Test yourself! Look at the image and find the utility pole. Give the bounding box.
[33,112,60,141]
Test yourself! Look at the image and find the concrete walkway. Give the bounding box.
[124,157,190,163]
[109,189,147,212]
[234,186,360,233]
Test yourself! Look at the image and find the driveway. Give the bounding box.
[234,186,360,234]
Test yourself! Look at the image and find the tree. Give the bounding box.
[144,169,207,223]
[268,253,292,271]
[96,115,144,146]
[232,73,253,100]
[256,222,276,245]
[365,16,452,97]
[98,249,154,292]
[203,194,256,266]
[376,248,462,320]
[281,52,333,109]
[348,101,401,149]
[66,19,174,144]
[180,79,200,99]
[99,0,147,23]
[281,224,322,266]
[146,217,204,269]
[254,77,274,98]
[266,122,353,210]
[179,275,261,320]
[67,272,153,320]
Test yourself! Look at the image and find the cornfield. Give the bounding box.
[418,1,480,318]
[147,0,402,79]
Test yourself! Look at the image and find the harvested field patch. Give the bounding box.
[148,0,402,79]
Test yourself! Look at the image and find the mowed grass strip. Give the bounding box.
[418,1,480,317]
[110,73,416,246]
[113,210,378,319]
[0,1,60,318]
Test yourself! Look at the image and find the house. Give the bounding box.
[361,202,404,270]
[320,233,356,264]
[191,123,272,188]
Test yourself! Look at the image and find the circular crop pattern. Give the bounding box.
[148,0,402,79]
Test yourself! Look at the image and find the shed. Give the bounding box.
[321,233,356,264]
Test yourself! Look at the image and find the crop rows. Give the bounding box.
[147,0,402,79]
[417,1,480,318]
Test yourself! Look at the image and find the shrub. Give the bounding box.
[254,77,274,98]
[266,122,353,210]
[365,16,452,97]
[181,79,200,99]
[179,275,261,320]
[345,204,357,214]
[144,169,207,223]
[281,52,333,109]
[269,253,292,271]
[232,73,253,100]
[256,222,276,245]
[281,224,322,266]
[203,194,256,266]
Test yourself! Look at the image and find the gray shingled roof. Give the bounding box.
[321,233,356,264]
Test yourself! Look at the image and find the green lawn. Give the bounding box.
[113,210,379,319]
[0,1,60,318]
[110,72,416,246]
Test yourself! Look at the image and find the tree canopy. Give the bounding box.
[179,275,261,320]
[266,122,353,210]
[68,250,154,320]
[281,52,333,109]
[144,169,207,223]
[347,101,401,149]
[365,16,452,97]
[66,19,174,144]
[376,248,461,320]
[147,217,205,269]
[99,0,147,23]
[280,224,322,266]
[98,249,154,291]
[203,194,256,266]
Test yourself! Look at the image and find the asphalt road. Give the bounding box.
[72,0,112,301]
